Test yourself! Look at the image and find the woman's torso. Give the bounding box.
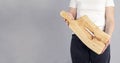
[76,0,107,30]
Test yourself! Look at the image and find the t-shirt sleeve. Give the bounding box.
[105,0,115,7]
[69,0,77,8]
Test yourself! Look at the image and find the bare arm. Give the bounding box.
[105,7,115,37]
[101,7,115,53]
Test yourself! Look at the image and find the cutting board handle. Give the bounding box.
[60,10,74,23]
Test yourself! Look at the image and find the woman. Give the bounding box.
[64,0,115,63]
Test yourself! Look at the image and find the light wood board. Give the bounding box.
[60,10,110,54]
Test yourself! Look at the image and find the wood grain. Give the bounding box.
[60,10,110,54]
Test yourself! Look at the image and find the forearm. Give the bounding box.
[105,7,115,37]
[105,20,115,37]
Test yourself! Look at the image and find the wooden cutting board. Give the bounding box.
[60,10,110,54]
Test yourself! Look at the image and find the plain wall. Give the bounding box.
[0,0,119,63]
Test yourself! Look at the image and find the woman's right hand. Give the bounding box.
[64,12,74,26]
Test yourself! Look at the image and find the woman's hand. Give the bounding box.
[101,39,110,54]
[64,12,74,26]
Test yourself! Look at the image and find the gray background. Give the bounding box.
[0,0,119,63]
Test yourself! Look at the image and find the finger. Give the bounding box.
[101,41,110,54]
[67,12,74,20]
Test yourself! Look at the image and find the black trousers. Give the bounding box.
[70,34,110,63]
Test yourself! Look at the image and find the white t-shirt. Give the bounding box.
[69,0,115,30]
